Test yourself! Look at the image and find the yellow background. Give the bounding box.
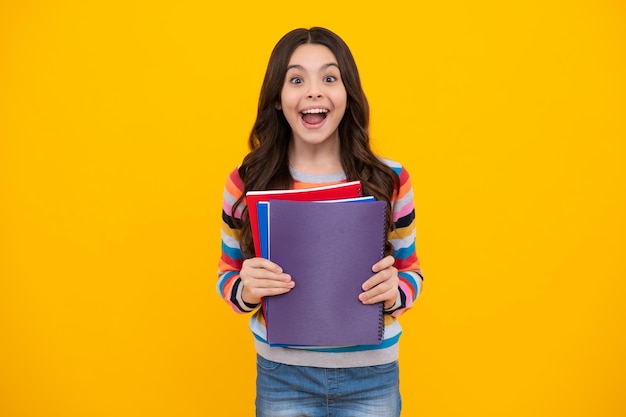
[1,1,625,416]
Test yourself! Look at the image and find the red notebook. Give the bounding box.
[245,181,363,256]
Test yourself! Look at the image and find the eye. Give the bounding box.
[289,77,304,84]
[324,75,337,83]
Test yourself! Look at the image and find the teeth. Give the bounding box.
[301,108,328,114]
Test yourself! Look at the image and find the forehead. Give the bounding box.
[287,43,338,68]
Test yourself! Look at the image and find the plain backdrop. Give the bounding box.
[1,1,625,416]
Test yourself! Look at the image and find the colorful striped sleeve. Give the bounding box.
[216,168,259,313]
[384,160,424,317]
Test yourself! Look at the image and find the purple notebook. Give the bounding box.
[263,199,387,347]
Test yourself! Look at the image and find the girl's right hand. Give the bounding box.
[240,258,294,305]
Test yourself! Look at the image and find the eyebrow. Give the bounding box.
[286,63,340,72]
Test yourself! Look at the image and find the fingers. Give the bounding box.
[371,255,395,273]
[243,257,285,275]
[241,258,291,282]
[240,257,295,305]
[242,283,294,305]
[359,256,398,305]
[359,278,398,305]
[362,256,396,291]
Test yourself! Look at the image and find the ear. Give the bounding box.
[275,102,282,110]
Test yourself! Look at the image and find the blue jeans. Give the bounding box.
[256,355,401,417]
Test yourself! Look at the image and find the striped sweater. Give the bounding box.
[217,159,423,368]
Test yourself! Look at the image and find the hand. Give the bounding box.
[240,257,294,305]
[359,255,399,310]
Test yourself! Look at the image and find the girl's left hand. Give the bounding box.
[359,255,399,310]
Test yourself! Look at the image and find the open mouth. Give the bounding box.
[301,108,328,126]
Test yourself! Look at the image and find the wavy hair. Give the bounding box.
[233,27,399,257]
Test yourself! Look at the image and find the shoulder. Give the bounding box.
[380,158,411,185]
[223,166,245,198]
[227,166,243,186]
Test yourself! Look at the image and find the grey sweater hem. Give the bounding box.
[254,339,399,368]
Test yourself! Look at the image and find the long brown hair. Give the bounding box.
[233,27,399,257]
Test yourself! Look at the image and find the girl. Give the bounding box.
[217,27,423,417]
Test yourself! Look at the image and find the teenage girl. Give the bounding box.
[217,27,423,417]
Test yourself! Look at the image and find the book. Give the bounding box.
[245,181,363,257]
[262,199,387,347]
[256,196,377,258]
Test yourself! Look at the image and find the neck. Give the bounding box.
[289,137,342,176]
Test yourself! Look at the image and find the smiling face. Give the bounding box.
[279,43,348,149]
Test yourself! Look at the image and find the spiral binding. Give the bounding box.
[377,202,386,342]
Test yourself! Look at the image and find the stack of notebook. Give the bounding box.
[246,181,386,347]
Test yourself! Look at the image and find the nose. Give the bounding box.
[306,81,323,99]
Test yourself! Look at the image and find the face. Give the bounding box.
[278,43,348,148]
